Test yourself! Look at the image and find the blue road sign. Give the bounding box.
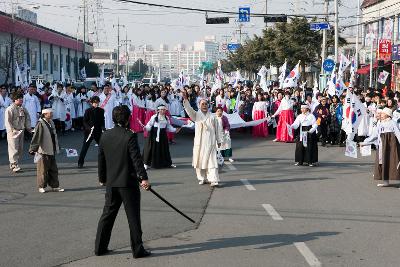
[228,43,241,52]
[323,59,335,72]
[310,22,330,31]
[238,7,250,22]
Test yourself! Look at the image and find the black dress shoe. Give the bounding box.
[95,249,111,256]
[134,249,151,258]
[77,163,83,169]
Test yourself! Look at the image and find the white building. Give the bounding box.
[129,36,221,78]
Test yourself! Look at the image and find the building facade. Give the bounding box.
[0,11,93,84]
[359,0,400,90]
[128,36,221,78]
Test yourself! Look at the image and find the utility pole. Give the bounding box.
[120,30,131,76]
[83,0,86,58]
[113,18,125,75]
[321,0,329,73]
[355,0,360,70]
[265,0,268,25]
[334,0,339,62]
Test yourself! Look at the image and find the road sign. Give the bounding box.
[310,22,330,31]
[238,7,250,22]
[221,43,228,51]
[228,43,241,52]
[323,59,335,72]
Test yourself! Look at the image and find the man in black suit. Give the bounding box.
[95,105,151,258]
[78,96,104,168]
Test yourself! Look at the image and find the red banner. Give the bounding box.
[378,39,392,60]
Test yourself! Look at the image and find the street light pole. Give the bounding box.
[321,0,328,73]
[355,0,360,70]
[334,0,339,62]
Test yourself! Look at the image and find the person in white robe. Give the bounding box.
[99,82,117,129]
[23,85,41,129]
[0,85,12,136]
[64,85,77,131]
[49,83,67,133]
[182,92,223,187]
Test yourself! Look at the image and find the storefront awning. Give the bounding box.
[357,61,391,75]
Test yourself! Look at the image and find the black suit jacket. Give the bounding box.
[83,107,105,134]
[98,126,148,188]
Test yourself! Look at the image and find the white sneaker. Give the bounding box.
[198,180,205,185]
[38,188,46,193]
[170,164,177,168]
[52,188,65,192]
[377,182,389,187]
[273,139,278,142]
[95,144,99,147]
[210,182,219,187]
[228,158,234,163]
[12,165,21,172]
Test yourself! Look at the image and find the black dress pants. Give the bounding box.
[95,187,144,256]
[78,132,101,166]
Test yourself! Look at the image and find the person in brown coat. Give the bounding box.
[29,108,64,193]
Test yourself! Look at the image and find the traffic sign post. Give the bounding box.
[238,7,250,22]
[310,22,330,31]
[323,59,335,72]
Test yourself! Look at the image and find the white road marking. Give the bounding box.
[225,161,237,171]
[294,242,322,267]
[240,179,256,191]
[262,204,283,220]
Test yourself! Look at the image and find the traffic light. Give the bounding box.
[206,17,229,24]
[264,16,287,23]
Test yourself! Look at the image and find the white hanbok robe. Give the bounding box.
[215,95,230,111]
[183,99,223,170]
[168,94,183,116]
[0,95,12,130]
[76,93,90,118]
[23,93,41,128]
[100,92,117,129]
[64,93,77,119]
[50,90,67,121]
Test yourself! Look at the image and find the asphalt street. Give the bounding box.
[1,130,400,267]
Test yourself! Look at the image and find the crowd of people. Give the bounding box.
[1,78,400,189]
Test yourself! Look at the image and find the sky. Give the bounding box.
[0,0,358,49]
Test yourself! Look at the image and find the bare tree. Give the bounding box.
[0,34,26,84]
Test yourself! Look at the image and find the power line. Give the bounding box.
[110,0,333,18]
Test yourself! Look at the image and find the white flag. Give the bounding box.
[282,62,300,88]
[349,57,357,87]
[15,62,22,87]
[338,54,351,78]
[342,91,366,135]
[157,67,161,84]
[80,67,87,80]
[378,70,389,84]
[278,61,287,89]
[61,67,65,83]
[99,64,105,86]
[233,69,243,88]
[257,65,268,92]
[66,148,78,157]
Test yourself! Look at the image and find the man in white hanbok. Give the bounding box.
[49,84,67,133]
[99,82,117,129]
[0,85,12,137]
[182,92,223,187]
[23,84,41,129]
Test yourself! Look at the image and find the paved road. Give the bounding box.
[1,130,400,267]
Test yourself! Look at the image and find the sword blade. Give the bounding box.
[149,187,195,223]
